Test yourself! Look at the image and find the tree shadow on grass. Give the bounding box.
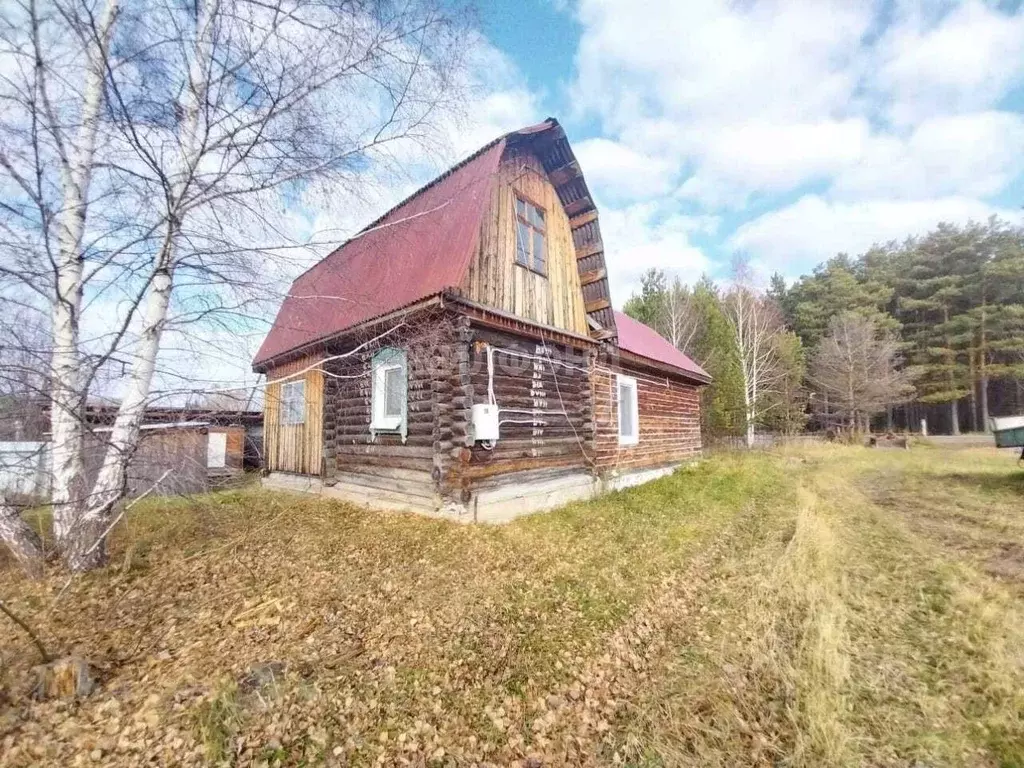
[941,470,1024,496]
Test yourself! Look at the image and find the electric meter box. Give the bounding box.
[471,403,500,442]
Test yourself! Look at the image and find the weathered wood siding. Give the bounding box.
[264,355,324,475]
[83,427,209,497]
[460,148,589,336]
[455,325,594,493]
[593,360,702,471]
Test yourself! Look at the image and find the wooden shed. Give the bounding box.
[253,118,710,521]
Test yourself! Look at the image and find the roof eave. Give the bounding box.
[252,293,447,372]
[615,348,713,385]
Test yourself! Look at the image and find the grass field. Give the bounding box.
[2,443,1024,767]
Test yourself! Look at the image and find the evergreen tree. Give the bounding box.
[767,272,794,326]
[761,330,808,435]
[955,218,1024,430]
[622,268,667,328]
[893,223,972,434]
[691,277,746,438]
[786,255,896,348]
[618,217,1024,438]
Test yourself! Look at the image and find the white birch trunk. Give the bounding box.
[65,264,175,570]
[725,282,781,450]
[43,0,119,555]
[747,362,757,448]
[63,0,215,570]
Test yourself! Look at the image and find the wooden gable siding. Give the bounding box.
[264,355,324,475]
[459,148,589,336]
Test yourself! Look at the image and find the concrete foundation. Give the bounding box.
[263,460,688,524]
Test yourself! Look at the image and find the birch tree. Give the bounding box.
[0,0,468,573]
[661,276,702,353]
[722,261,785,448]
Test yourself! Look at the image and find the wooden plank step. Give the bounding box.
[585,297,611,314]
[564,197,593,218]
[579,267,607,286]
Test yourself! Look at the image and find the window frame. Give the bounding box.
[513,194,547,277]
[371,347,408,435]
[280,379,306,426]
[616,374,639,446]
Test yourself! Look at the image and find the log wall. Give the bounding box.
[460,148,589,336]
[455,324,594,494]
[262,311,705,516]
[592,359,702,472]
[264,355,324,475]
[319,318,464,508]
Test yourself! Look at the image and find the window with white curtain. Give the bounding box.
[372,347,407,432]
[617,374,639,445]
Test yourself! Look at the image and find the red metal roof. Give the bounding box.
[614,311,710,382]
[253,137,510,367]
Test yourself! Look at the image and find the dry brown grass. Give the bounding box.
[0,456,784,766]
[2,445,1024,767]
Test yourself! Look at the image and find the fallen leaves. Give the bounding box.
[0,457,787,766]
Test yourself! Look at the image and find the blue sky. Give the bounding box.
[464,0,1024,301]
[185,0,1024,389]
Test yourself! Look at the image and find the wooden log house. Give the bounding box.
[253,119,710,521]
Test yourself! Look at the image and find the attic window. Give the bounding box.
[514,196,546,276]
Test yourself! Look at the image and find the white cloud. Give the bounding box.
[573,137,676,201]
[833,111,1024,200]
[574,0,870,130]
[873,1,1024,126]
[571,0,875,197]
[570,0,1024,208]
[678,119,871,207]
[448,36,544,156]
[599,201,714,303]
[729,195,1022,277]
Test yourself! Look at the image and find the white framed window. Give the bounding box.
[372,347,407,433]
[617,374,639,446]
[281,380,305,425]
